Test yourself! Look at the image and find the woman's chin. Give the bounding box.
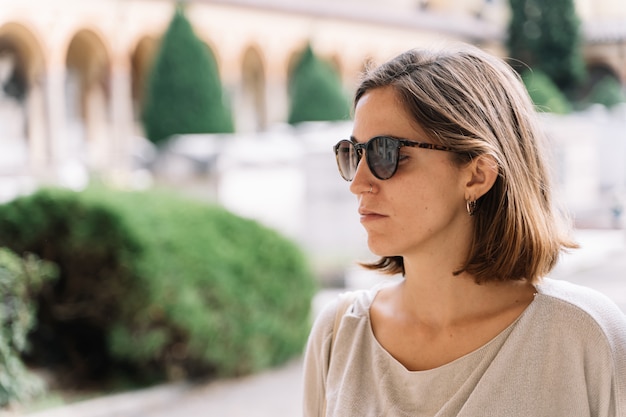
[367,241,397,258]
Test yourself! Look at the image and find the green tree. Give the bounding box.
[507,0,586,91]
[142,4,233,145]
[288,44,350,124]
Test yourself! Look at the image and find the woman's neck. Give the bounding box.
[397,258,536,329]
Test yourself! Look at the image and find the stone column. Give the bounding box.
[265,59,289,127]
[108,58,135,183]
[27,79,48,172]
[44,63,68,171]
[85,82,109,170]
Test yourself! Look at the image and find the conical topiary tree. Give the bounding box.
[142,4,233,145]
[288,44,350,125]
[507,0,586,92]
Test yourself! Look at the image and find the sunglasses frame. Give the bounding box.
[333,135,455,181]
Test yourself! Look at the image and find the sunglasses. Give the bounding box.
[333,135,455,181]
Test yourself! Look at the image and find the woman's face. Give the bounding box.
[350,86,473,260]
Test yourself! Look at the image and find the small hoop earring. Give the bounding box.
[466,199,477,216]
[369,184,373,193]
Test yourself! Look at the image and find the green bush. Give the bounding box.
[0,187,316,383]
[288,44,351,124]
[521,69,572,114]
[0,248,58,407]
[586,76,626,109]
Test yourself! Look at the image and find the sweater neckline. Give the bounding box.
[356,281,539,374]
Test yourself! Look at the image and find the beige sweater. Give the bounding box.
[303,278,626,417]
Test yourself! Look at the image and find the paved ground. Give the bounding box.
[8,229,626,417]
[14,359,304,417]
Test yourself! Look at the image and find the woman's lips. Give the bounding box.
[358,209,387,222]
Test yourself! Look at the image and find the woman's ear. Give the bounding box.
[464,155,498,200]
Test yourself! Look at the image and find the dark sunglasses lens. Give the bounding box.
[335,140,358,181]
[367,137,398,180]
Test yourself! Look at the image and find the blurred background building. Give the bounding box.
[0,0,625,273]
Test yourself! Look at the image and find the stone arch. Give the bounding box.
[130,35,159,133]
[578,58,623,99]
[285,44,311,109]
[329,52,355,91]
[65,29,111,169]
[0,22,47,172]
[239,45,267,132]
[587,60,620,84]
[328,54,342,75]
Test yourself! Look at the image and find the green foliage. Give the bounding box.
[521,69,572,114]
[0,248,58,407]
[0,187,317,383]
[142,5,233,145]
[508,0,586,91]
[0,188,145,382]
[586,76,626,109]
[288,44,351,124]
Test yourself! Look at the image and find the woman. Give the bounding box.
[303,44,626,416]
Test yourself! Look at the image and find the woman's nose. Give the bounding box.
[349,155,375,195]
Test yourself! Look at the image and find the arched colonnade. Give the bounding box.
[0,0,622,184]
[0,1,475,181]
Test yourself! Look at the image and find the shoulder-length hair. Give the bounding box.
[355,44,577,284]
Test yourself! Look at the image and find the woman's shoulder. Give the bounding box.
[313,287,378,327]
[535,277,626,341]
[533,278,626,413]
[309,282,392,339]
[304,287,377,361]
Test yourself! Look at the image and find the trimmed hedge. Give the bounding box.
[0,187,316,383]
[0,248,58,407]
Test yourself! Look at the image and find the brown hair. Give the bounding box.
[355,44,577,284]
